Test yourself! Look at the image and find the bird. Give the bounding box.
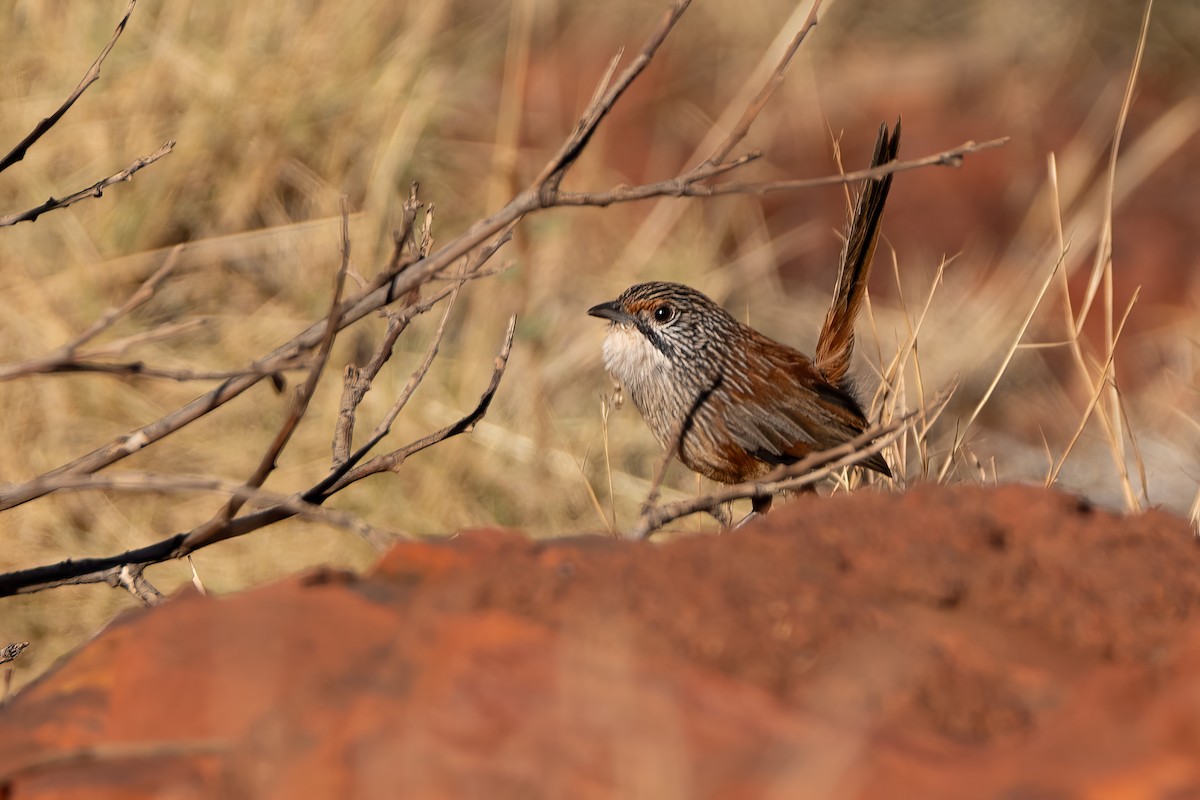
[588,120,900,519]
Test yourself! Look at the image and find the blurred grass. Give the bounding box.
[1,0,1198,687]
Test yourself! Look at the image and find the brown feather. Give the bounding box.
[815,119,901,386]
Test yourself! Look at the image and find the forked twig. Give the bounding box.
[324,315,517,494]
[192,203,353,541]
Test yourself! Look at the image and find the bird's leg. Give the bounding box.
[729,493,773,530]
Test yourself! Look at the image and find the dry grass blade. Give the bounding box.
[1045,289,1141,488]
[0,0,137,173]
[1074,0,1154,334]
[936,246,1065,482]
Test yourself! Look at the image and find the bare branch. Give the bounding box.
[0,0,138,174]
[0,358,299,384]
[324,315,517,494]
[333,315,411,468]
[344,285,462,465]
[70,246,183,352]
[199,201,353,534]
[0,317,516,597]
[554,138,1009,207]
[0,141,176,227]
[0,471,407,597]
[532,0,693,201]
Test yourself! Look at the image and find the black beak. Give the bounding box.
[587,300,630,323]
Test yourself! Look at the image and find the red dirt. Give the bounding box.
[2,484,1199,798]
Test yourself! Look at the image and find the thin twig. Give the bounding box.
[324,315,517,494]
[0,318,517,597]
[555,138,1009,207]
[0,471,406,597]
[0,141,176,227]
[328,280,476,477]
[705,0,823,166]
[533,0,693,201]
[353,286,462,459]
[200,202,353,533]
[0,0,138,173]
[70,246,183,351]
[0,359,301,384]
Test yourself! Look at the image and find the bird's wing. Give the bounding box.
[719,339,891,476]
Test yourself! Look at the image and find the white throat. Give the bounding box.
[601,323,670,392]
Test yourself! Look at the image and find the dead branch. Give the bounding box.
[0,0,138,174]
[0,317,513,596]
[0,470,411,596]
[210,202,353,526]
[320,314,516,496]
[553,137,1009,207]
[0,140,176,227]
[0,358,300,384]
[70,246,183,351]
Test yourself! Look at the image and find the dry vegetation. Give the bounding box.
[0,0,1197,687]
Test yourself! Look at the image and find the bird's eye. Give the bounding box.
[653,304,675,323]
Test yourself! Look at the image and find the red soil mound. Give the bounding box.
[1,484,1198,798]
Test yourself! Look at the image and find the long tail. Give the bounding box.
[814,119,901,386]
